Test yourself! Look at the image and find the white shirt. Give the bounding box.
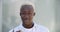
[9,23,49,32]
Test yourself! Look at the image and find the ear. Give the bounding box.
[33,12,35,16]
[20,13,21,16]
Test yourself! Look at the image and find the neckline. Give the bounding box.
[22,23,35,29]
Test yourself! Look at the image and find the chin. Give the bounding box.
[25,23,30,25]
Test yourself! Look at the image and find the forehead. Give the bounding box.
[20,5,34,12]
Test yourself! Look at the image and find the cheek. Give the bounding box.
[20,16,24,19]
[29,16,33,20]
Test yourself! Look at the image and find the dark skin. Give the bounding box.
[12,5,35,32]
[20,5,35,29]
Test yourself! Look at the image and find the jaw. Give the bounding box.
[22,22,34,29]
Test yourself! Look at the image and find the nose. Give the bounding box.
[24,15,29,18]
[23,15,29,20]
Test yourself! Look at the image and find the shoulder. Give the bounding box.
[35,24,49,32]
[9,25,21,32]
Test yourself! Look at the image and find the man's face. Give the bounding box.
[20,5,35,25]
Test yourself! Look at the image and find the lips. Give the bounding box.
[23,18,30,22]
[23,18,29,20]
[24,19,29,21]
[24,19,29,20]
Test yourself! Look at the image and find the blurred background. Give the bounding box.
[0,0,60,32]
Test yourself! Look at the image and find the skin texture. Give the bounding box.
[20,5,35,29]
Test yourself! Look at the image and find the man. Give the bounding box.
[9,3,49,32]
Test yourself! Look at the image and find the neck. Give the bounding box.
[23,23,34,29]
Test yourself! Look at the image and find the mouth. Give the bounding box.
[23,18,29,20]
[24,19,29,21]
[23,18,30,22]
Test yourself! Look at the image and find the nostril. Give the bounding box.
[24,15,29,17]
